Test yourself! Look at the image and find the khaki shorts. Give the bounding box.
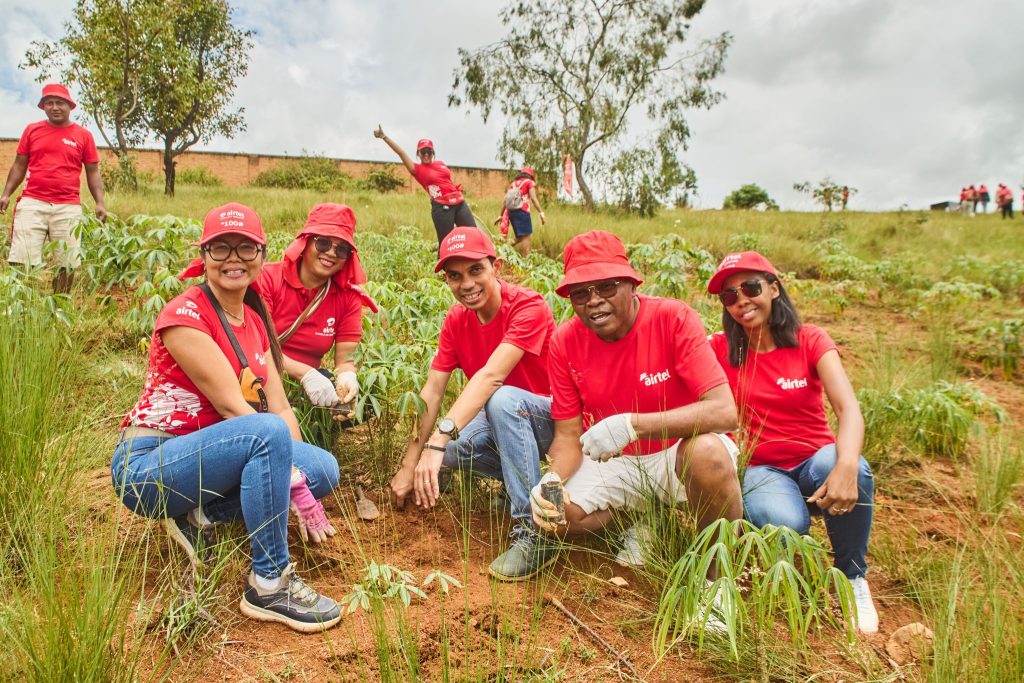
[564,433,739,515]
[8,196,84,268]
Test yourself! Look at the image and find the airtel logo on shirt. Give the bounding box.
[255,352,267,367]
[777,377,809,390]
[175,306,201,321]
[62,138,79,148]
[639,369,670,386]
[317,317,336,337]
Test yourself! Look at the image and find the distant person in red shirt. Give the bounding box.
[389,227,558,581]
[254,203,377,417]
[706,251,878,634]
[531,232,742,595]
[978,184,990,214]
[997,183,1014,219]
[1,84,106,292]
[373,125,477,243]
[496,166,546,256]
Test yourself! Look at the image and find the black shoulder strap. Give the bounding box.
[199,282,249,370]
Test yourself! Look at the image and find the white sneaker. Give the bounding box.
[695,579,729,635]
[850,576,879,634]
[614,525,650,567]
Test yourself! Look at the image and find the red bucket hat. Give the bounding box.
[179,203,265,279]
[706,251,778,294]
[282,203,368,288]
[38,83,77,109]
[417,138,435,152]
[555,231,642,297]
[435,227,496,272]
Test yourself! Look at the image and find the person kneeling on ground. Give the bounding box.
[707,251,879,634]
[389,227,558,581]
[531,231,743,626]
[111,203,342,633]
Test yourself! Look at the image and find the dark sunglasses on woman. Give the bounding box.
[313,236,352,259]
[718,279,767,307]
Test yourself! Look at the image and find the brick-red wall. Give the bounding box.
[0,138,510,199]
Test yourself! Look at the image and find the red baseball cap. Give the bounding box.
[417,138,435,151]
[521,166,535,177]
[707,251,778,294]
[435,227,496,272]
[198,202,266,245]
[38,83,76,109]
[555,230,642,297]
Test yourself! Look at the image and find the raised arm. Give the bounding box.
[0,154,28,214]
[373,124,416,176]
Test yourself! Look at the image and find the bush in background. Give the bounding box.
[252,155,354,192]
[176,166,223,187]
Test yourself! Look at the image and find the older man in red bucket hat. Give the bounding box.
[1,83,106,293]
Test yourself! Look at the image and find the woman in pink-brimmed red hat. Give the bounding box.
[496,166,546,256]
[707,250,879,634]
[112,203,343,633]
[373,124,477,243]
[253,203,377,420]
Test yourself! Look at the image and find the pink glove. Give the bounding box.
[289,472,337,543]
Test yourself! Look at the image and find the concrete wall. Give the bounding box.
[0,137,510,199]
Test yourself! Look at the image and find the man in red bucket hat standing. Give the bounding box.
[1,83,106,293]
[530,230,743,627]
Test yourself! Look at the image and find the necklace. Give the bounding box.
[224,307,246,326]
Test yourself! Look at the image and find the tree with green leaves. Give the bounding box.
[722,183,779,211]
[449,0,729,213]
[793,177,857,212]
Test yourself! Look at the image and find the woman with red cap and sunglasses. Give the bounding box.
[254,203,377,416]
[373,124,477,243]
[112,203,343,633]
[706,251,879,634]
[496,166,546,257]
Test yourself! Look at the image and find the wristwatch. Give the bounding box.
[437,417,459,440]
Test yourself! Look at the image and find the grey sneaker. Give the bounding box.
[239,563,342,633]
[164,511,213,570]
[488,528,558,582]
[614,524,651,568]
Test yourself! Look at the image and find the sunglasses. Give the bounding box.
[203,241,264,262]
[418,148,434,156]
[568,280,622,305]
[718,279,767,307]
[313,236,352,259]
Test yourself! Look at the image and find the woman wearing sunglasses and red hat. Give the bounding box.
[373,124,477,243]
[253,203,377,419]
[112,203,343,633]
[706,251,879,634]
[496,166,546,257]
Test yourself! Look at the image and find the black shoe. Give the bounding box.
[164,513,213,570]
[239,564,342,633]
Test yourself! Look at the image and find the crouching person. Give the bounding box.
[389,227,558,580]
[531,231,743,596]
[111,204,342,633]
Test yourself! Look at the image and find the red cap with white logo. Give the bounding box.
[417,138,435,151]
[435,227,496,272]
[706,251,778,294]
[198,202,266,245]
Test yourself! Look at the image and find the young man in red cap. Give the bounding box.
[389,226,558,580]
[373,125,476,243]
[1,83,106,292]
[531,231,742,581]
[496,166,546,257]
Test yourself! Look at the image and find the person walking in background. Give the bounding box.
[373,125,477,244]
[706,251,879,634]
[979,184,990,214]
[840,186,850,211]
[997,183,1014,219]
[0,83,106,293]
[496,166,546,257]
[969,184,979,214]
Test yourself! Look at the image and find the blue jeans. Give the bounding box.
[442,386,553,531]
[111,413,340,579]
[742,444,874,579]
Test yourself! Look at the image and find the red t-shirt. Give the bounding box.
[709,325,838,469]
[430,281,553,395]
[549,296,728,456]
[254,260,365,368]
[510,177,535,212]
[16,121,99,204]
[412,162,464,205]
[122,286,271,435]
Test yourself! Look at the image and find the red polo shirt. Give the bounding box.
[17,121,99,204]
[412,162,464,205]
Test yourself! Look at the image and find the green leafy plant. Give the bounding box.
[252,154,354,192]
[176,166,223,187]
[978,318,1024,379]
[362,165,405,193]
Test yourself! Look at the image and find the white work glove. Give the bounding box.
[335,370,359,404]
[301,368,339,407]
[530,482,571,533]
[580,413,638,462]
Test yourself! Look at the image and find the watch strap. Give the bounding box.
[424,443,446,452]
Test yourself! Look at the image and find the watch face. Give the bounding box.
[439,418,456,435]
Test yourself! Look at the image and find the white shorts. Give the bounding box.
[7,196,84,268]
[563,433,739,515]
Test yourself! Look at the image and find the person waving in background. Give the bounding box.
[706,251,879,634]
[496,166,546,257]
[373,124,477,243]
[254,203,376,421]
[112,203,342,633]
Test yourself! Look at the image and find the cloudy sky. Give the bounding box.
[1,0,1022,210]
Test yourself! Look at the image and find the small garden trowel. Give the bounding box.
[355,486,380,521]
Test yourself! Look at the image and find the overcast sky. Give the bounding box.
[1,0,1022,210]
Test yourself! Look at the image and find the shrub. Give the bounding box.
[362,165,405,193]
[978,318,1024,378]
[722,184,778,211]
[99,154,139,192]
[176,166,223,187]
[252,155,354,192]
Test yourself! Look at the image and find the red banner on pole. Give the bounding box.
[562,154,573,197]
